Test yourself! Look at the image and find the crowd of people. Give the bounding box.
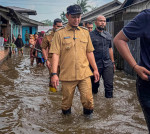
[46,4,150,133]
[0,4,150,133]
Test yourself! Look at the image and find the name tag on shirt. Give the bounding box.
[64,36,71,39]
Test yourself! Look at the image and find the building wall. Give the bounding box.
[123,20,140,76]
[22,26,37,44]
[111,1,150,75]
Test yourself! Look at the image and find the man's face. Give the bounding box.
[86,23,93,32]
[95,16,106,29]
[66,14,81,27]
[53,22,63,30]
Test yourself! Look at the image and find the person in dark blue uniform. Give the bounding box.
[114,9,150,132]
[90,15,115,98]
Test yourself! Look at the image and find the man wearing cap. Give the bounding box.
[50,4,99,115]
[41,18,62,87]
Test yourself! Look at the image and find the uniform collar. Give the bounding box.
[51,30,55,36]
[94,29,107,38]
[66,23,80,31]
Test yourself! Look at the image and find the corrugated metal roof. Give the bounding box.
[7,6,37,15]
[82,5,121,22]
[121,0,148,8]
[81,0,122,19]
[0,5,9,12]
[16,12,43,26]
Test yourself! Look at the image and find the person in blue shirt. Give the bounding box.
[90,15,115,98]
[114,9,150,132]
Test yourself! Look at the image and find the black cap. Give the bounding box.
[67,4,82,15]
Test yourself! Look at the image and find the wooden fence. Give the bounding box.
[106,20,140,76]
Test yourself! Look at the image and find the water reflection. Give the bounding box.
[0,48,148,134]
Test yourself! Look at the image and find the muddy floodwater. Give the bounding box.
[0,48,148,134]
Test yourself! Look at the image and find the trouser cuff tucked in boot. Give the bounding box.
[62,108,71,115]
[83,108,93,115]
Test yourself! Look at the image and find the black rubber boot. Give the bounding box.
[62,108,71,115]
[83,108,93,115]
[105,91,113,98]
[92,88,98,94]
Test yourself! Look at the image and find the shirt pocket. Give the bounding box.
[92,39,101,52]
[62,38,73,51]
[80,38,88,50]
[105,37,111,48]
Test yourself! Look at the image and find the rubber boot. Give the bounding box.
[83,108,93,115]
[62,108,71,115]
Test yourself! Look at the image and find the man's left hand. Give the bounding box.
[93,70,99,83]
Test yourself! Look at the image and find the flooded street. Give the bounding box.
[0,48,148,134]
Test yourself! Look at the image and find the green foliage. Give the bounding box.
[76,0,91,13]
[41,19,53,26]
[60,0,96,22]
[60,11,67,23]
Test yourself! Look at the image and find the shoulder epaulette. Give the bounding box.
[45,31,51,36]
[80,26,88,31]
[104,31,112,37]
[56,26,65,32]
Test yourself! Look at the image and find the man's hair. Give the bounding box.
[18,34,21,37]
[95,15,105,21]
[1,33,3,36]
[54,18,62,25]
[85,21,93,26]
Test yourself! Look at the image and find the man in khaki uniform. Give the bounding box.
[41,18,62,70]
[50,4,99,115]
[41,19,62,88]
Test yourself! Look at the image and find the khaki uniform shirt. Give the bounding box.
[50,24,94,81]
[41,30,55,58]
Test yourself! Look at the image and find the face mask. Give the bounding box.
[97,26,104,31]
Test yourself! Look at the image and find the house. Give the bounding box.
[7,6,43,44]
[81,0,122,29]
[111,0,150,75]
[80,0,150,75]
[0,5,22,44]
[38,25,53,33]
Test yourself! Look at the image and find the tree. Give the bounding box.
[60,11,67,22]
[41,19,53,26]
[60,0,94,22]
[76,0,91,14]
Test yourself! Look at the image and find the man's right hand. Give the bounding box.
[51,75,59,89]
[134,65,150,81]
[46,60,51,69]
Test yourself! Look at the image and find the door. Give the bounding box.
[22,26,29,44]
[32,27,37,34]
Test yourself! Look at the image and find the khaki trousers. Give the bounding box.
[61,77,94,110]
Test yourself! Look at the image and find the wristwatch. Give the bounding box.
[51,73,57,77]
